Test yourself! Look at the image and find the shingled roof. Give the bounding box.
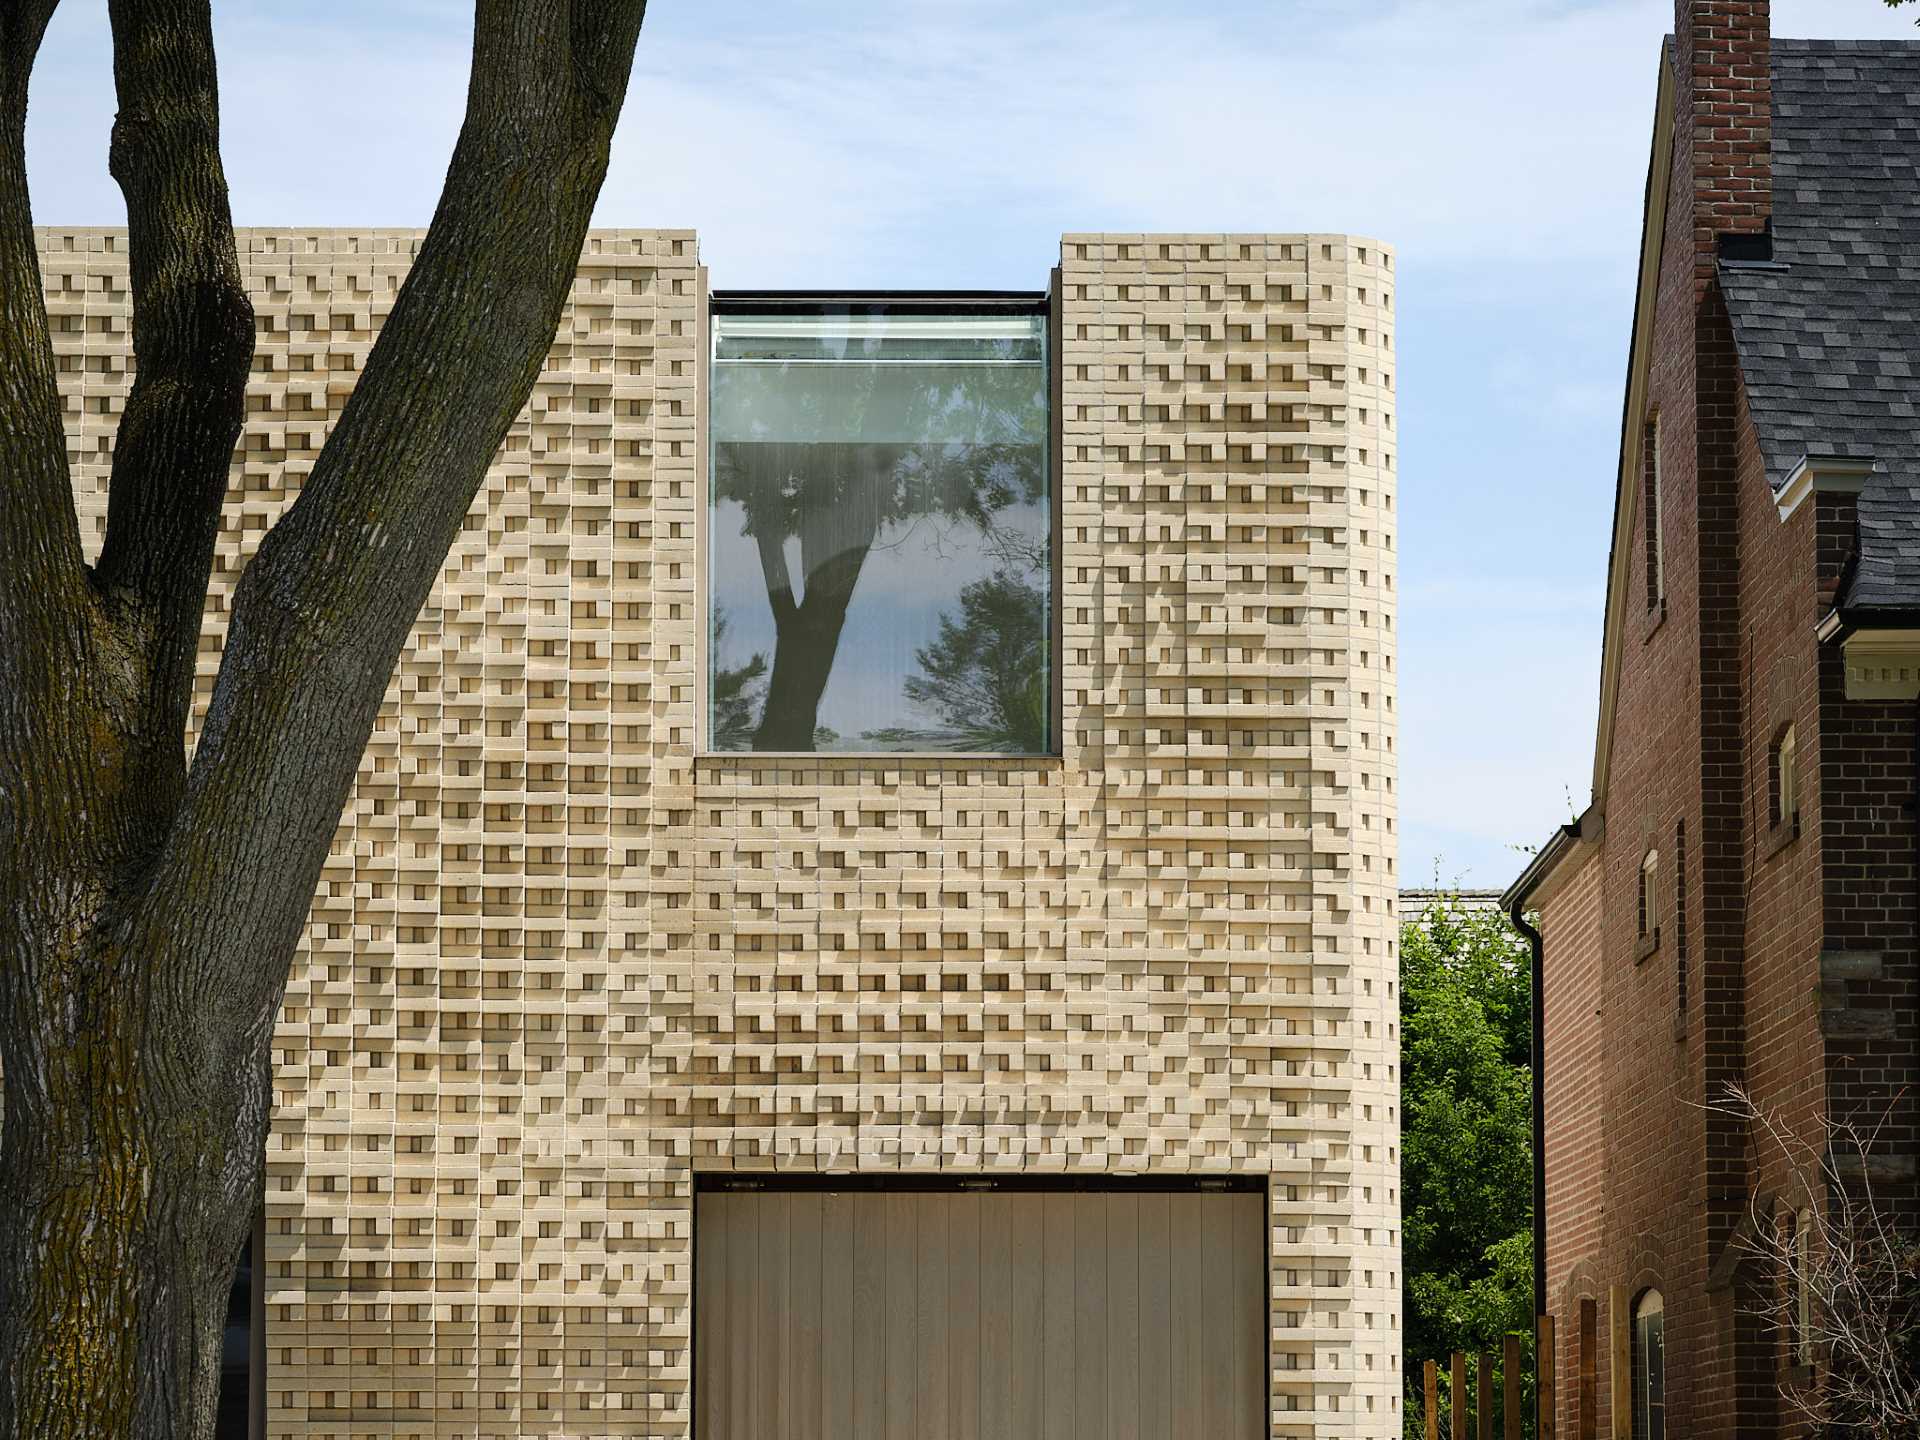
[1720,39,1920,620]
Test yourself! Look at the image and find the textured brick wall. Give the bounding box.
[1541,4,1920,1436]
[1540,4,1772,1435]
[1815,488,1919,1208]
[1676,0,1772,278]
[37,226,1401,1438]
[1539,859,1602,1331]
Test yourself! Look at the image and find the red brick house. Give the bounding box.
[1503,4,1920,1435]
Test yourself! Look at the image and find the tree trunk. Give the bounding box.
[753,542,873,751]
[749,461,884,752]
[0,950,268,1437]
[0,1,654,1434]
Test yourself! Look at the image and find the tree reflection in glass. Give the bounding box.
[708,308,1051,753]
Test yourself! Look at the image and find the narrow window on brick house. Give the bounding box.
[1673,821,1689,1030]
[1639,848,1660,944]
[1772,725,1799,832]
[1579,1297,1599,1426]
[1643,414,1665,610]
[1633,1289,1666,1439]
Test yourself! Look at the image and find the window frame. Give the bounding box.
[698,290,1061,759]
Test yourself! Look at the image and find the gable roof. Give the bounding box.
[1720,39,1920,620]
[1592,35,1920,812]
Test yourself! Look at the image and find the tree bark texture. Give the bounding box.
[0,2,650,1435]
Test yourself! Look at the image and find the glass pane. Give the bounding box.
[709,309,1051,754]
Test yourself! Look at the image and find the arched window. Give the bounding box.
[1633,1288,1665,1439]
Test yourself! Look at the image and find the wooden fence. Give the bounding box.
[1420,1316,1557,1440]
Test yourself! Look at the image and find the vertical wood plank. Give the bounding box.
[1537,1313,1556,1440]
[1043,1192,1075,1440]
[822,1192,854,1440]
[1168,1193,1203,1439]
[1106,1193,1140,1440]
[1477,1349,1492,1440]
[1073,1193,1107,1440]
[1424,1359,1439,1440]
[1137,1192,1171,1440]
[758,1194,787,1440]
[852,1194,885,1440]
[790,1191,823,1440]
[1452,1351,1468,1440]
[1008,1192,1045,1440]
[918,1193,951,1440]
[949,1194,981,1440]
[884,1193,917,1440]
[1608,1286,1631,1440]
[1199,1193,1233,1440]
[693,1193,722,1440]
[1237,1194,1265,1440]
[1504,1333,1522,1440]
[979,1194,1013,1440]
[729,1193,758,1440]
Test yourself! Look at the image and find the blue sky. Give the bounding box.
[23,0,1916,886]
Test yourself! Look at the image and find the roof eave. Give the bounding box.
[1501,805,1602,916]
[1775,453,1876,521]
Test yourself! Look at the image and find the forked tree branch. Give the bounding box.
[142,0,649,1016]
[95,0,253,770]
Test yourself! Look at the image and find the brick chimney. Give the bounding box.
[1676,0,1772,277]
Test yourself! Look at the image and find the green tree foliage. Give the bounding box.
[1401,894,1536,1437]
[902,571,1050,753]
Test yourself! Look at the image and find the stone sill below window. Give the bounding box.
[1635,927,1660,965]
[1762,813,1801,861]
[1641,597,1667,643]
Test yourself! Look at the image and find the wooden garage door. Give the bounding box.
[694,1186,1267,1440]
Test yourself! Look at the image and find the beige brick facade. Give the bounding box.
[36,226,1401,1437]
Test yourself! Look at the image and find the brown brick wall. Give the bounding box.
[1538,4,1767,1436]
[1539,5,1920,1437]
[1538,856,1602,1344]
[1675,0,1772,281]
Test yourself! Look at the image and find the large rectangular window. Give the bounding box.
[707,301,1052,754]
